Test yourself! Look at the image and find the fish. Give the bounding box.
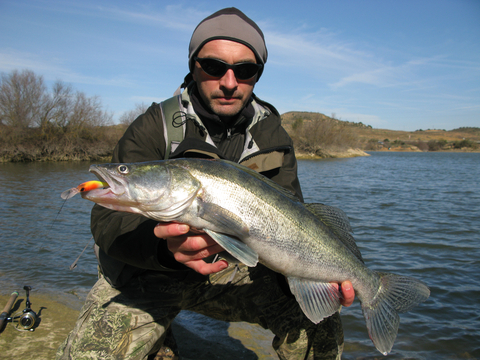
[71,158,430,355]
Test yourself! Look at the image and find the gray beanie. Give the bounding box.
[189,8,268,80]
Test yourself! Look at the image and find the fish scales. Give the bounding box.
[185,160,366,281]
[73,158,430,355]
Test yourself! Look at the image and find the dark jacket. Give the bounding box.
[91,84,303,287]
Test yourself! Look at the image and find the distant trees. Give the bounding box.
[288,116,360,156]
[118,102,149,126]
[0,69,112,132]
[0,69,46,128]
[0,69,117,161]
[453,139,478,150]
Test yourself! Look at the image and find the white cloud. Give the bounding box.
[265,29,375,74]
[0,49,136,88]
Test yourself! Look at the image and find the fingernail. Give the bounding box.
[178,224,189,233]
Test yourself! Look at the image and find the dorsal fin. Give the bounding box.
[305,203,364,262]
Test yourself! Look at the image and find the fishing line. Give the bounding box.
[41,181,107,271]
[69,236,94,270]
[46,196,70,235]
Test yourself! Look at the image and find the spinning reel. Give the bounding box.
[7,286,38,331]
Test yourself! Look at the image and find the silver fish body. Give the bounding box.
[81,158,430,355]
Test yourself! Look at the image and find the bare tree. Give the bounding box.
[0,69,112,132]
[0,69,47,128]
[118,102,149,126]
[34,80,74,132]
[67,92,112,130]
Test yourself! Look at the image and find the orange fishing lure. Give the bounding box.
[77,180,108,192]
[61,180,108,200]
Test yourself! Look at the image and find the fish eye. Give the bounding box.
[118,165,129,174]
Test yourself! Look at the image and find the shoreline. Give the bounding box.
[295,147,480,160]
[1,147,479,163]
[0,293,277,359]
[295,148,370,160]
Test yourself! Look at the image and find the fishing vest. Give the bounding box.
[159,87,290,173]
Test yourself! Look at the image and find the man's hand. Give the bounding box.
[336,281,355,307]
[155,223,356,306]
[155,223,228,275]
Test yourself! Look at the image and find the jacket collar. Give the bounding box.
[189,84,254,142]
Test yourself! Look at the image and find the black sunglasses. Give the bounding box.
[194,57,262,80]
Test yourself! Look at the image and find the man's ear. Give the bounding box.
[191,68,198,82]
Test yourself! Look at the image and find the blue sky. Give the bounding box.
[1,0,479,131]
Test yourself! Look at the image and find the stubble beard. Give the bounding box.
[201,88,249,120]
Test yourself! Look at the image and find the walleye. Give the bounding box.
[71,158,430,355]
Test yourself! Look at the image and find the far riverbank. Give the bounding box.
[1,115,478,163]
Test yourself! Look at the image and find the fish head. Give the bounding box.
[82,161,201,220]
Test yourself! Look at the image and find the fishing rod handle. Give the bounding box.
[0,291,19,329]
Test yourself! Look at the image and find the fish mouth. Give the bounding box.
[85,165,126,198]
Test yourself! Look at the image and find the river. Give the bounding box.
[0,152,479,359]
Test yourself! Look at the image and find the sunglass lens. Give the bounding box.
[196,58,261,80]
[201,59,226,77]
[235,63,260,80]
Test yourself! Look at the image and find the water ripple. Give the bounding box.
[1,153,479,358]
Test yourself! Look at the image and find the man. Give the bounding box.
[57,8,356,360]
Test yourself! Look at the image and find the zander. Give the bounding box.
[70,158,430,355]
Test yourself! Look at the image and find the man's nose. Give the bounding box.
[219,69,238,90]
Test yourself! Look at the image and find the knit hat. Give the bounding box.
[189,8,268,80]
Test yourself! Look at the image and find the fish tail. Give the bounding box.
[362,272,430,355]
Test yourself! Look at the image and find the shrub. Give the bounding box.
[427,139,448,151]
[453,139,478,149]
[289,118,359,155]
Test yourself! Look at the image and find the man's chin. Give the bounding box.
[211,102,244,119]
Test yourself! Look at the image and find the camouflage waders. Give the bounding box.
[56,261,344,360]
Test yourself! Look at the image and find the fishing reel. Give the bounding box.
[8,286,38,331]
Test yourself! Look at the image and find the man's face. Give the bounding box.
[192,39,258,120]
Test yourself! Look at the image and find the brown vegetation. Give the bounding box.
[282,111,480,156]
[1,69,478,162]
[282,112,362,158]
[0,69,125,162]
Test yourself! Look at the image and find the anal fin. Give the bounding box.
[287,277,341,324]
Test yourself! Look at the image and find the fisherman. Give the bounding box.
[57,8,357,360]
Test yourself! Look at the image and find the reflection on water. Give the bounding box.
[1,152,479,359]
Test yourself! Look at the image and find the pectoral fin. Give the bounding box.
[199,202,250,239]
[287,277,341,324]
[204,229,258,267]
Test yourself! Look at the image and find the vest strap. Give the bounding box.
[160,95,184,159]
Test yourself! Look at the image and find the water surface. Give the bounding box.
[0,152,479,359]
[299,152,480,359]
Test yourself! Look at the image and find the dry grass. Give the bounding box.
[0,124,126,162]
[282,111,480,154]
[1,110,478,162]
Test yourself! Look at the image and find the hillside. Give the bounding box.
[281,111,480,154]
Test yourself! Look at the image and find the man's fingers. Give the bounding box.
[166,233,222,252]
[185,259,228,275]
[171,243,225,263]
[154,223,190,238]
[339,280,355,307]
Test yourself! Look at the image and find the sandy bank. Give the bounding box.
[0,293,277,359]
[296,148,370,160]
